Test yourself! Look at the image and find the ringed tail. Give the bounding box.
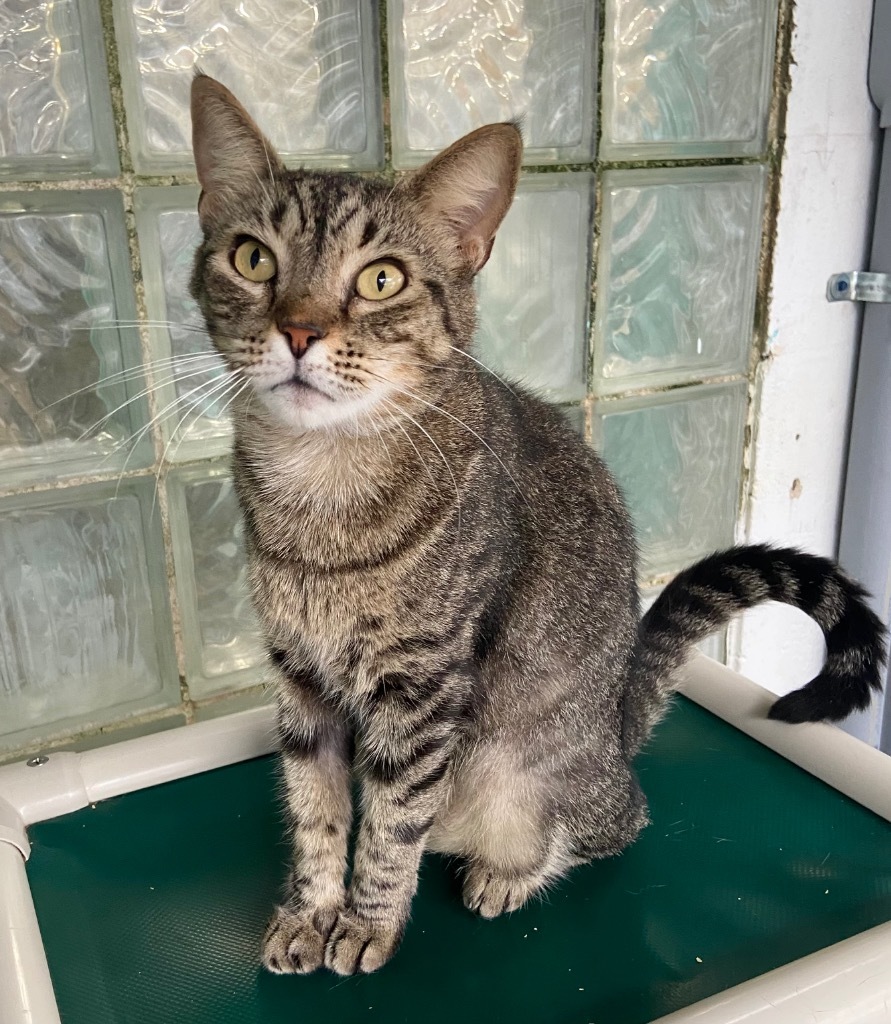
[630,544,887,752]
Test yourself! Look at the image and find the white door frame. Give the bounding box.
[730,0,883,733]
[836,0,891,750]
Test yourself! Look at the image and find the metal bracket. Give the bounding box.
[827,271,891,303]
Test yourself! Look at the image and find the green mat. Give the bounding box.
[26,698,891,1024]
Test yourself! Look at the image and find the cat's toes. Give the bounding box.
[462,865,542,918]
[261,904,339,975]
[324,910,403,975]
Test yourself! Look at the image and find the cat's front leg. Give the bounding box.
[324,669,471,975]
[262,680,352,975]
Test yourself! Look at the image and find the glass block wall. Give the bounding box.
[0,0,784,759]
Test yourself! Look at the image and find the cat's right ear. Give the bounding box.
[190,73,283,227]
[408,122,523,274]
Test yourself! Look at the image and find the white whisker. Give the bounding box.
[449,346,518,395]
[215,375,251,423]
[71,320,212,335]
[379,398,438,490]
[109,370,239,493]
[380,396,462,536]
[75,361,225,442]
[366,370,533,517]
[364,354,476,375]
[42,353,220,412]
[150,372,246,513]
[157,370,244,468]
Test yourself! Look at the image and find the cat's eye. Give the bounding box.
[356,261,406,301]
[233,239,276,282]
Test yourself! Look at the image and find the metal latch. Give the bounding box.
[827,272,891,303]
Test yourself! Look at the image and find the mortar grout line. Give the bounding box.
[96,0,193,715]
[378,0,393,168]
[738,0,795,542]
[0,155,771,195]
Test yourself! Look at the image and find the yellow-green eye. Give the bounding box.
[356,261,406,301]
[233,239,276,282]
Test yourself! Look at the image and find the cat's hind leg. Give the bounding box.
[428,743,573,918]
[430,738,648,917]
[460,842,577,918]
[559,748,650,864]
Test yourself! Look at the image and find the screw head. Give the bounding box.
[26,755,49,767]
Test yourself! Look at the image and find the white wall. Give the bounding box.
[729,1,880,694]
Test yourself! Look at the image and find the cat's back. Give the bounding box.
[478,373,636,564]
[467,372,638,658]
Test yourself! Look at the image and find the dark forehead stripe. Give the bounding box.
[308,176,350,258]
[269,197,288,231]
[359,218,379,249]
[285,179,308,233]
[328,203,361,236]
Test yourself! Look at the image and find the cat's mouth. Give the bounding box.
[271,376,333,402]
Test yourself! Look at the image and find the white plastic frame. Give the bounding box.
[0,657,889,1024]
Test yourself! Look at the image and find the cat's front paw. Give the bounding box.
[261,904,340,974]
[462,864,543,918]
[324,909,404,975]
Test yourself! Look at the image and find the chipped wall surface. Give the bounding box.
[731,0,880,703]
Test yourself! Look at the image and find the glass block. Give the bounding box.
[114,0,382,175]
[0,0,118,179]
[134,186,231,463]
[593,167,765,395]
[0,479,179,754]
[0,190,152,485]
[593,382,746,578]
[601,0,778,159]
[475,173,592,402]
[640,587,726,664]
[167,464,264,698]
[389,0,597,168]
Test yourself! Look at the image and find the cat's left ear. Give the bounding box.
[190,73,284,227]
[408,122,523,274]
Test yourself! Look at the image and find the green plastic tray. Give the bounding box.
[25,698,891,1024]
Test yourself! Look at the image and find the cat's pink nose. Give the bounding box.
[280,321,325,358]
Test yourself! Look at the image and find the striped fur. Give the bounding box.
[626,545,887,753]
[189,75,887,977]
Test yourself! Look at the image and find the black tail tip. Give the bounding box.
[768,690,823,724]
[768,671,877,725]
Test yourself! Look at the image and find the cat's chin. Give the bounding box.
[271,377,333,404]
[253,382,382,436]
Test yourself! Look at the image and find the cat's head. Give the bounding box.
[189,74,521,434]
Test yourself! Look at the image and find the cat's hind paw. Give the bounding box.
[462,864,543,918]
[324,909,403,975]
[261,904,339,975]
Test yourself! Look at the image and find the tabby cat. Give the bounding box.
[188,73,886,976]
